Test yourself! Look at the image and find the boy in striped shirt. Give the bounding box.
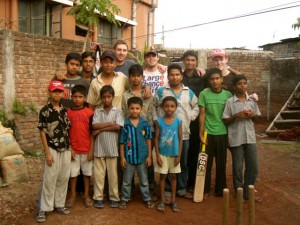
[92,85,124,208]
[119,97,154,209]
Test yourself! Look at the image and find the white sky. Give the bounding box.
[154,0,300,50]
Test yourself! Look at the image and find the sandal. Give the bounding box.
[65,196,76,208]
[119,200,127,210]
[145,200,154,209]
[171,202,180,213]
[36,211,46,223]
[156,201,165,212]
[84,197,93,208]
[56,207,70,215]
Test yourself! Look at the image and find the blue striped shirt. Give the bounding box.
[119,117,152,165]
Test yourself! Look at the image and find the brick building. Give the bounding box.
[0,0,157,50]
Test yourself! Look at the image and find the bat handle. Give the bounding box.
[201,130,208,153]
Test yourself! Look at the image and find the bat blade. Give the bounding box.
[193,152,208,202]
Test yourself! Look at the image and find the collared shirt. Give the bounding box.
[122,89,157,131]
[155,83,199,140]
[119,117,152,165]
[223,94,261,147]
[199,88,232,135]
[38,103,70,151]
[182,69,205,97]
[93,106,124,157]
[87,72,128,109]
[143,68,168,95]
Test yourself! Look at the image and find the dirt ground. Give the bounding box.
[1,120,300,225]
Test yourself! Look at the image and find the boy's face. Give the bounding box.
[128,103,142,118]
[234,79,247,94]
[162,100,177,116]
[129,74,143,87]
[82,56,95,73]
[101,58,116,74]
[66,59,81,76]
[114,44,128,63]
[101,92,114,107]
[144,53,159,68]
[168,69,183,87]
[212,56,228,71]
[208,73,223,90]
[71,92,86,108]
[183,55,197,70]
[49,90,64,103]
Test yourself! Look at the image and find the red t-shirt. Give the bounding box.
[67,107,94,154]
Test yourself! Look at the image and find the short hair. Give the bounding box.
[81,51,96,61]
[113,40,128,50]
[71,85,87,96]
[162,96,178,107]
[182,50,198,61]
[65,52,82,64]
[167,63,182,75]
[232,74,247,86]
[100,85,115,97]
[128,64,143,77]
[206,68,222,80]
[127,96,143,108]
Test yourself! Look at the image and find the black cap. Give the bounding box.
[100,50,116,60]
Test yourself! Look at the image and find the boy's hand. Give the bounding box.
[87,150,93,161]
[55,72,66,81]
[157,64,167,74]
[196,67,206,77]
[156,155,163,167]
[120,157,127,169]
[146,156,152,167]
[200,133,207,145]
[92,130,100,137]
[142,85,152,99]
[249,93,259,102]
[71,150,76,160]
[46,152,54,166]
[174,156,180,166]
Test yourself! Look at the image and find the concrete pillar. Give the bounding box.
[3,30,15,118]
[197,50,208,69]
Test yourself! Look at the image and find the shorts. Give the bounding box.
[70,153,93,177]
[154,154,181,175]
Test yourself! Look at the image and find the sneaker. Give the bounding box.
[171,202,180,213]
[119,200,128,210]
[36,211,46,223]
[94,200,104,209]
[109,200,119,208]
[56,207,70,215]
[156,201,165,212]
[145,200,154,209]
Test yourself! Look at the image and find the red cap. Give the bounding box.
[212,49,226,59]
[48,80,64,91]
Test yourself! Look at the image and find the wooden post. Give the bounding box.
[236,187,243,225]
[248,185,255,225]
[222,188,230,225]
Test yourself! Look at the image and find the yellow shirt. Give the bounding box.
[87,72,128,109]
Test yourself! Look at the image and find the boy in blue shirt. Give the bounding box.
[119,97,154,209]
[223,75,261,200]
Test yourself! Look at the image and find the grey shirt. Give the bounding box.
[115,60,135,76]
[223,94,261,147]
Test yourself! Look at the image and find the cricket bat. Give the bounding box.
[193,130,208,202]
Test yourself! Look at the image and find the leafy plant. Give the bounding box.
[13,99,27,115]
[67,0,121,52]
[0,109,8,125]
[292,17,300,47]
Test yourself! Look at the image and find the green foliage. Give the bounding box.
[0,109,8,125]
[13,99,27,115]
[67,0,120,27]
[292,17,300,47]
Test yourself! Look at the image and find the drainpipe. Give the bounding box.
[131,0,137,50]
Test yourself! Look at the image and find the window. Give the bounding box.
[98,19,121,47]
[18,0,46,35]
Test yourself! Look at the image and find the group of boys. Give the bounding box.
[36,42,260,222]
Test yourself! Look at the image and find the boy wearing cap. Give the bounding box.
[143,47,168,95]
[36,80,71,223]
[87,50,129,110]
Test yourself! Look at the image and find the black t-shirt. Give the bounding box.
[182,69,205,97]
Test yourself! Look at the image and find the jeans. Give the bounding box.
[165,140,189,196]
[230,144,258,200]
[121,162,151,202]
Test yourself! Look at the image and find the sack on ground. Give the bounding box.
[0,132,24,160]
[1,154,29,184]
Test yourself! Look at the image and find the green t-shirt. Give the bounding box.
[198,88,232,135]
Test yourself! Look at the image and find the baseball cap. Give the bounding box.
[212,49,226,59]
[145,47,158,57]
[100,50,116,60]
[48,80,64,92]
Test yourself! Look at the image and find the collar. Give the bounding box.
[96,71,119,83]
[98,106,117,112]
[233,93,251,102]
[165,82,189,90]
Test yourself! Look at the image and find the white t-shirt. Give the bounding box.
[143,69,168,96]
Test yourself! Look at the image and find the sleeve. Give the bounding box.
[222,99,232,119]
[119,126,126,144]
[87,80,99,106]
[253,102,261,116]
[92,109,100,124]
[144,121,152,139]
[189,89,200,121]
[198,91,206,108]
[116,109,124,127]
[121,93,127,117]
